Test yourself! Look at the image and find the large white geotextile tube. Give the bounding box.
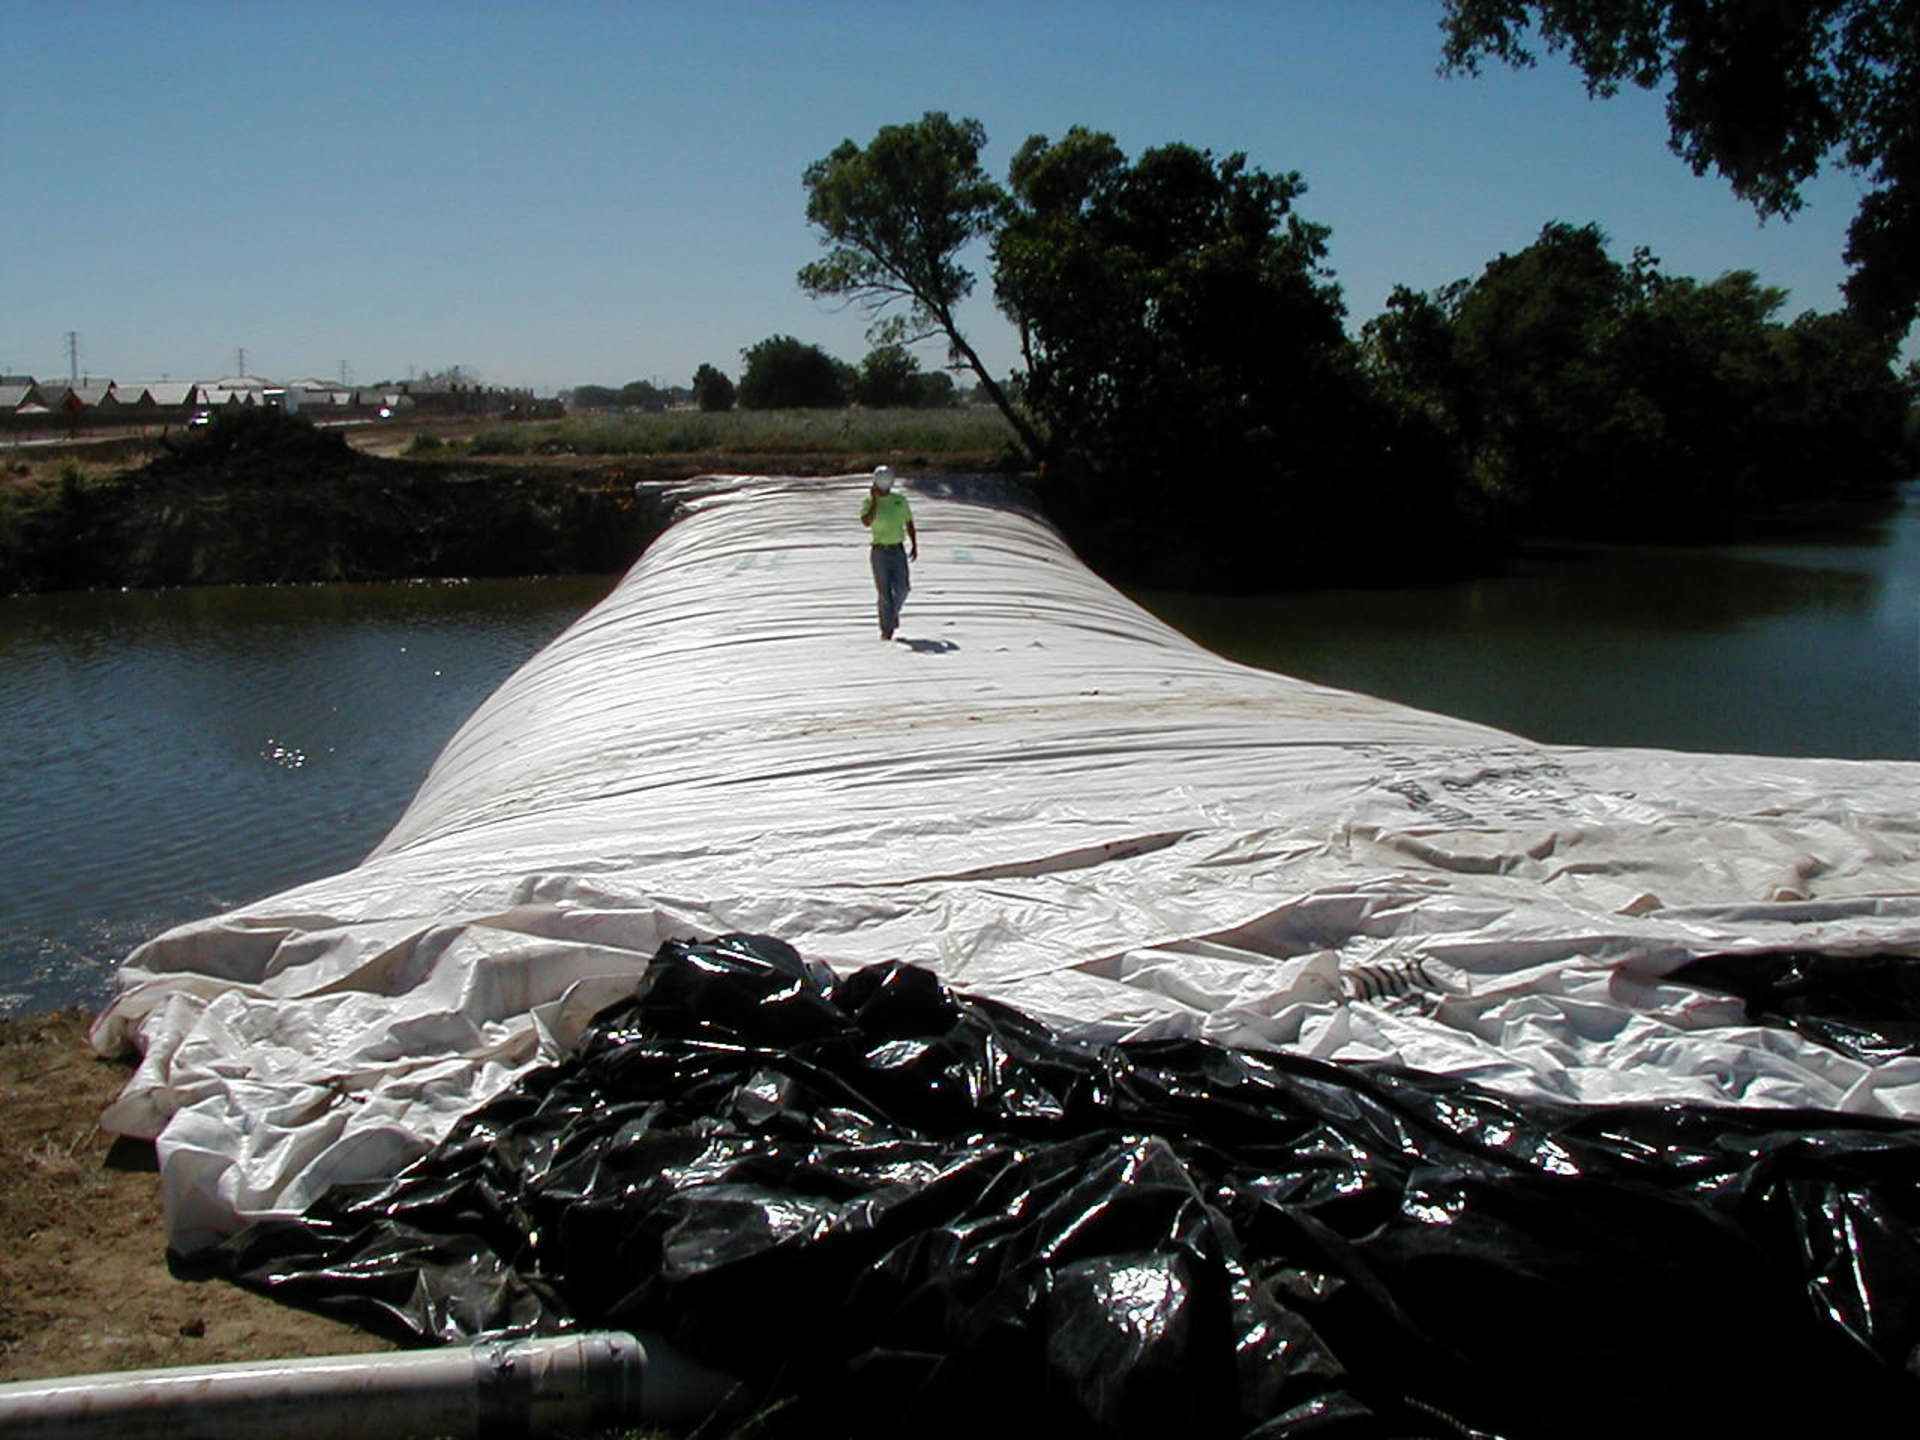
[0,1331,745,1440]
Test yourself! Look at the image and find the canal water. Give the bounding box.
[1129,480,1919,763]
[0,576,615,1015]
[3,482,1914,1015]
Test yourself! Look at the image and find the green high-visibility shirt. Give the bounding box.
[865,491,913,546]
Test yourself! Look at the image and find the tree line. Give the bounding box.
[790,0,1919,590]
[567,341,965,418]
[1364,223,1914,540]
[799,113,1916,589]
[575,6,1918,592]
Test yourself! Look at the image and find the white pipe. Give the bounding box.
[0,1330,745,1440]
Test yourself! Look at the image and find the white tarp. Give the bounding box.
[93,474,1920,1252]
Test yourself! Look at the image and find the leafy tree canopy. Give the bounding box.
[737,335,846,410]
[800,112,996,347]
[854,344,923,408]
[913,369,959,409]
[1440,0,1920,343]
[800,113,1042,457]
[796,111,1912,591]
[989,129,1474,586]
[617,380,668,412]
[1364,221,1914,535]
[995,128,1348,466]
[691,363,735,412]
[853,345,957,408]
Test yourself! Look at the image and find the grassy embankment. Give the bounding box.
[460,404,1021,463]
[0,407,1024,595]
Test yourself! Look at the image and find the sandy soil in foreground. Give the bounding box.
[0,1010,394,1384]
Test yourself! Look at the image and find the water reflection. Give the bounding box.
[1127,481,1918,762]
[1488,544,1878,630]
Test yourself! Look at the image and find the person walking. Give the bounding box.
[859,465,917,640]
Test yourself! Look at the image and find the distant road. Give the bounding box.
[339,417,493,458]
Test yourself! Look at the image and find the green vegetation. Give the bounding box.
[851,343,955,408]
[468,406,1017,459]
[996,128,1471,587]
[736,334,848,410]
[1365,222,1916,538]
[19,52,1916,600]
[798,110,1917,591]
[571,381,686,411]
[1441,0,1920,343]
[0,460,105,593]
[0,404,1024,595]
[692,362,736,412]
[799,111,1045,459]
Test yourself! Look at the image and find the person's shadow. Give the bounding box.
[900,638,959,655]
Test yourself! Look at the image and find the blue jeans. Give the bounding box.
[870,544,910,635]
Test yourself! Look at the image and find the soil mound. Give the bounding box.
[142,406,358,479]
[3,410,670,593]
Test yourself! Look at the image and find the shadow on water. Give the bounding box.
[1128,480,1919,763]
[1483,542,1879,630]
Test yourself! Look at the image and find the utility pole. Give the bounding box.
[237,347,247,379]
[67,331,79,384]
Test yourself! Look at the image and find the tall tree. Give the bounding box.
[990,130,1434,585]
[737,335,846,410]
[691,363,735,412]
[1440,0,1920,343]
[799,113,1044,460]
[853,344,924,408]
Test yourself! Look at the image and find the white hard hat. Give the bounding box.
[871,465,894,491]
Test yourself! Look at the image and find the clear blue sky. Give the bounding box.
[5,0,1902,394]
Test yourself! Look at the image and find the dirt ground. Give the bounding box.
[0,1009,394,1384]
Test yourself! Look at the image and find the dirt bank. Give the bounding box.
[0,411,675,594]
[0,1010,393,1383]
[1,411,1005,595]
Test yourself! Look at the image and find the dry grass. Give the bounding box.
[467,406,1021,460]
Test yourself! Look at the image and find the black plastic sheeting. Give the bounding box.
[217,935,1920,1438]
[1673,949,1920,1065]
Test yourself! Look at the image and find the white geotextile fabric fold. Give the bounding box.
[93,474,1920,1251]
